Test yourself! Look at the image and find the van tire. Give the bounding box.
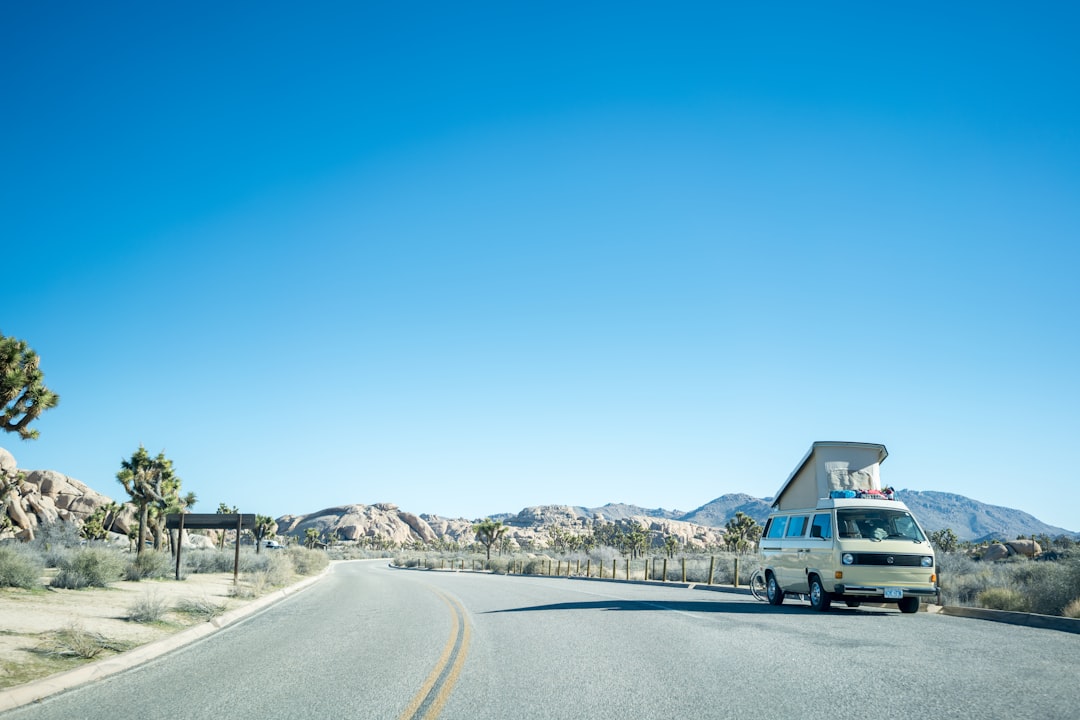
[809,576,831,612]
[898,596,920,614]
[766,573,785,605]
[845,600,862,608]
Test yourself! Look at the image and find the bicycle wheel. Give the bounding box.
[749,570,767,601]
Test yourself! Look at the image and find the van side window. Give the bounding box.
[765,516,788,539]
[785,516,808,538]
[810,513,832,539]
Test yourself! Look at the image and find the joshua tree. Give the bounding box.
[116,446,182,557]
[1,332,60,440]
[473,519,508,561]
[253,514,277,554]
[303,527,320,549]
[0,332,60,541]
[216,503,239,549]
[723,512,763,554]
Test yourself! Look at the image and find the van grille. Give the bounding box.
[851,553,924,566]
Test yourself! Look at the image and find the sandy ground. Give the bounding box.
[0,572,251,688]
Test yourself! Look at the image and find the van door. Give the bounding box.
[805,512,834,591]
[780,515,810,592]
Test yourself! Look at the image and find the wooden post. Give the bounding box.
[586,558,592,578]
[599,561,603,579]
[233,514,242,584]
[174,513,185,581]
[662,558,668,582]
[611,558,616,579]
[682,557,686,583]
[733,557,740,587]
[708,556,715,585]
[644,558,649,580]
[576,559,580,575]
[625,558,630,581]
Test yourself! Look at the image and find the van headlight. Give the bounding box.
[921,556,933,567]
[842,553,855,565]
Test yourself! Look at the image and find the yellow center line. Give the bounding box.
[421,597,471,720]
[398,589,471,720]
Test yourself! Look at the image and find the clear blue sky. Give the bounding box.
[3,2,1078,531]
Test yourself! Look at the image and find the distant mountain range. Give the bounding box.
[592,490,1076,542]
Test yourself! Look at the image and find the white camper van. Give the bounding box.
[758,442,938,613]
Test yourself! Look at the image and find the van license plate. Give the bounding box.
[885,588,903,599]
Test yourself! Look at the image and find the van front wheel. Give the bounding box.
[766,574,785,606]
[898,596,920,614]
[809,576,831,611]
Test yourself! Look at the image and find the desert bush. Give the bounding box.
[182,549,238,574]
[127,592,169,623]
[0,543,45,589]
[287,547,329,575]
[51,547,125,589]
[1063,598,1080,619]
[33,624,129,659]
[174,597,226,621]
[1014,557,1080,616]
[29,520,83,553]
[125,550,173,581]
[977,587,1029,612]
[486,556,510,574]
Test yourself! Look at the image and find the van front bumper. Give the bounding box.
[834,584,939,599]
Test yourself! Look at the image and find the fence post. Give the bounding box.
[599,561,604,579]
[662,558,668,582]
[586,558,591,577]
[733,557,740,587]
[708,556,715,585]
[611,558,616,580]
[682,557,686,583]
[557,560,562,576]
[576,559,581,575]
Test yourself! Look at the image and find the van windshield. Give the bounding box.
[836,509,926,542]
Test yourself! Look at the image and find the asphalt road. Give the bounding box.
[4,560,1078,720]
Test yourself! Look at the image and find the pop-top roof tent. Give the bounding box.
[771,441,889,511]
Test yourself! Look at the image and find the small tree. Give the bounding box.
[216,503,239,549]
[473,519,508,561]
[253,515,277,554]
[303,528,320,549]
[1,332,60,440]
[723,512,763,554]
[930,528,960,554]
[0,333,60,542]
[116,446,181,557]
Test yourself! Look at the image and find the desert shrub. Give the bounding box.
[182,549,237,574]
[1063,598,1080,619]
[1014,557,1080,616]
[0,543,45,589]
[174,597,226,621]
[486,556,510,574]
[287,547,329,575]
[238,552,273,574]
[29,520,83,553]
[125,550,173,581]
[977,587,1030,612]
[522,556,553,575]
[127,592,169,623]
[33,624,129,659]
[51,547,125,589]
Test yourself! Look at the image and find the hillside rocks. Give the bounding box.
[974,539,1043,561]
[275,502,727,550]
[1,447,130,540]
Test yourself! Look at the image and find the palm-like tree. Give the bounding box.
[473,519,508,561]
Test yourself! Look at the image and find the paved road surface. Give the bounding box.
[4,560,1077,719]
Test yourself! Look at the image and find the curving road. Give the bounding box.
[4,560,1078,720]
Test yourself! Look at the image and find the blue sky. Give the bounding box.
[3,2,1078,531]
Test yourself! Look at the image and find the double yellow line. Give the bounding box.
[398,589,472,720]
